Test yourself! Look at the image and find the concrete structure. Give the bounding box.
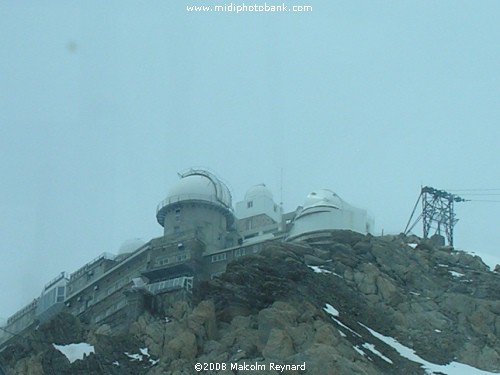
[0,169,374,348]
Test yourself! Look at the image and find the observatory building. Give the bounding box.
[0,168,374,348]
[287,189,374,241]
[156,169,239,252]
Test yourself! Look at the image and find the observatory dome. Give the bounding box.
[118,238,145,255]
[164,173,232,208]
[302,189,344,210]
[244,184,274,201]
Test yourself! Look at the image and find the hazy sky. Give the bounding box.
[1,1,499,321]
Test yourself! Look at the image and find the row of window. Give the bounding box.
[147,276,193,294]
[211,253,227,262]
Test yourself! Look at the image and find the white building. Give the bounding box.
[235,184,284,241]
[287,189,374,241]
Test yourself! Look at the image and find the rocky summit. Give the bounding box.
[1,230,499,374]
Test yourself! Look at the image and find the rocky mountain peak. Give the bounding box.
[1,231,499,374]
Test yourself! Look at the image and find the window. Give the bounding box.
[234,248,246,258]
[245,219,252,231]
[211,253,227,263]
[176,254,187,262]
[247,201,253,208]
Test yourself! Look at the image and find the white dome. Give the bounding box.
[118,238,145,255]
[244,184,273,201]
[166,175,219,204]
[302,189,343,209]
[157,169,233,226]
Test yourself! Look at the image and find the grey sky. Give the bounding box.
[1,1,499,321]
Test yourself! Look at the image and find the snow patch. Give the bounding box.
[338,330,347,337]
[309,265,332,274]
[353,346,366,357]
[358,322,498,375]
[449,271,465,278]
[323,303,339,317]
[125,347,159,366]
[362,343,393,364]
[53,343,95,363]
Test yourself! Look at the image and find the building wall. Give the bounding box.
[161,202,232,253]
[67,253,118,297]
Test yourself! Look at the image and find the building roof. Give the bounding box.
[244,183,274,201]
[302,189,344,210]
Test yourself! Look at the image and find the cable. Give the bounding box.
[447,188,500,192]
[467,199,500,203]
[458,193,500,196]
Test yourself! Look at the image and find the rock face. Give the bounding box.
[1,231,499,374]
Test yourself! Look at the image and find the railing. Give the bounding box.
[70,252,116,280]
[156,194,233,215]
[43,272,69,292]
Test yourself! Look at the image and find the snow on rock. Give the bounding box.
[362,343,393,364]
[125,347,159,366]
[308,265,332,274]
[353,346,366,357]
[53,343,95,363]
[323,303,339,317]
[309,265,344,278]
[358,322,498,375]
[449,271,465,278]
[125,352,142,361]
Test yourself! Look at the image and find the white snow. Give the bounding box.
[53,343,95,363]
[125,347,159,366]
[408,243,418,249]
[434,329,442,333]
[353,345,366,357]
[309,265,332,274]
[338,330,347,337]
[449,271,465,278]
[323,303,339,317]
[308,265,344,278]
[410,291,421,296]
[358,322,498,375]
[323,303,364,337]
[125,352,142,361]
[113,361,120,366]
[362,343,393,364]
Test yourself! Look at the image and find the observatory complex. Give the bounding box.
[0,169,373,347]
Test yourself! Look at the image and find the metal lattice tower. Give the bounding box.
[404,186,466,246]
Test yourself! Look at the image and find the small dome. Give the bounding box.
[302,189,343,209]
[244,184,273,201]
[118,238,145,255]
